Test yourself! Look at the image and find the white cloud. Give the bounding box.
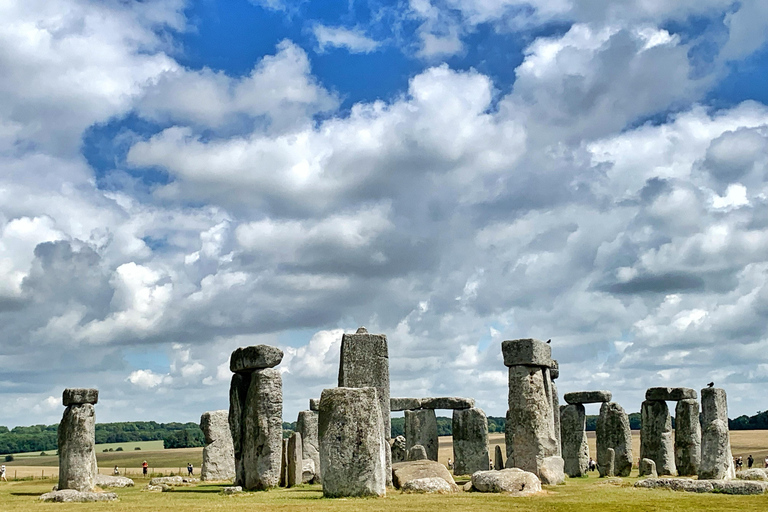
[127,369,167,389]
[314,25,381,54]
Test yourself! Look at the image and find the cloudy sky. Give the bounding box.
[2,0,768,428]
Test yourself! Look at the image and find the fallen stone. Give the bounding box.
[420,397,475,410]
[296,410,320,483]
[402,477,456,493]
[560,403,588,477]
[596,401,633,477]
[645,387,697,401]
[143,484,166,492]
[407,445,428,461]
[93,474,134,488]
[391,460,458,491]
[564,391,612,405]
[710,480,768,495]
[471,468,542,495]
[539,456,566,485]
[639,458,657,478]
[463,481,473,492]
[452,407,489,476]
[200,410,236,482]
[222,486,242,494]
[62,388,99,406]
[674,399,701,477]
[392,435,407,463]
[494,445,504,470]
[635,478,713,493]
[230,345,284,373]
[39,489,117,502]
[405,409,438,461]
[318,387,387,498]
[736,469,768,481]
[502,338,552,367]
[640,400,676,476]
[391,398,423,411]
[149,476,198,485]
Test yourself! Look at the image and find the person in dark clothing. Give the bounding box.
[748,455,754,469]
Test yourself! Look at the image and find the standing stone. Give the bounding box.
[639,458,657,477]
[505,409,513,459]
[407,445,428,461]
[280,439,288,487]
[200,410,236,481]
[296,410,320,483]
[699,387,736,480]
[452,407,490,476]
[392,435,407,463]
[405,409,438,462]
[596,401,633,477]
[494,445,504,470]
[318,387,386,497]
[58,389,98,492]
[338,327,391,482]
[229,372,250,487]
[604,448,615,477]
[560,403,588,477]
[287,432,302,488]
[551,380,562,457]
[640,400,676,476]
[242,368,283,490]
[674,399,701,476]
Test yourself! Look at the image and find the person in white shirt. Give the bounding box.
[1,464,7,482]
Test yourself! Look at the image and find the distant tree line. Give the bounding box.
[0,421,204,455]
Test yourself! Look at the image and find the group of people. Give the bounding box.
[112,461,193,477]
[733,454,768,470]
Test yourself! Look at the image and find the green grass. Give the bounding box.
[2,474,768,512]
[6,440,165,459]
[4,446,202,469]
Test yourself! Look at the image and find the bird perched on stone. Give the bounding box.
[546,339,551,344]
[707,382,714,388]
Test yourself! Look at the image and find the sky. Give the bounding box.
[2,0,768,429]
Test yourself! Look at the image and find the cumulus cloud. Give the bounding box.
[313,25,381,54]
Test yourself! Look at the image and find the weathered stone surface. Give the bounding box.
[596,401,633,477]
[710,480,768,494]
[505,409,513,459]
[302,459,315,484]
[402,477,456,493]
[552,381,561,457]
[420,397,475,410]
[407,445,428,461]
[94,475,134,488]
[222,486,242,494]
[287,432,302,488]
[603,448,615,477]
[229,372,250,487]
[560,403,588,477]
[539,456,565,485]
[505,365,559,476]
[309,398,320,411]
[639,458,657,478]
[318,387,386,498]
[564,391,612,405]
[640,400,676,476]
[471,468,542,495]
[674,399,701,477]
[699,387,735,480]
[391,460,458,491]
[200,410,235,482]
[405,409,438,461]
[62,388,99,406]
[280,438,288,487]
[242,368,283,490]
[550,360,559,380]
[296,410,320,483]
[40,490,117,502]
[494,445,504,470]
[502,338,552,367]
[230,345,284,373]
[635,478,713,493]
[452,407,490,476]
[645,387,697,401]
[392,435,407,463]
[58,403,96,492]
[391,398,423,411]
[737,469,768,481]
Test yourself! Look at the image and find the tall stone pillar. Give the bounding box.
[58,388,99,492]
[452,407,490,475]
[287,432,303,488]
[560,404,588,477]
[502,338,564,484]
[698,387,736,480]
[595,401,633,477]
[318,387,386,497]
[550,360,561,457]
[674,399,701,476]
[296,410,320,483]
[228,344,284,490]
[640,400,676,476]
[200,410,235,481]
[404,409,438,461]
[338,327,391,482]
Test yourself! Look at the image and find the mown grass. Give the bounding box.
[2,473,768,512]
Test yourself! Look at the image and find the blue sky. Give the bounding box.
[3,0,768,428]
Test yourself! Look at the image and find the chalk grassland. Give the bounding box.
[8,440,165,459]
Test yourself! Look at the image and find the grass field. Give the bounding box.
[6,440,166,460]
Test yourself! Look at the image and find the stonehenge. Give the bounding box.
[550,361,561,457]
[675,399,702,476]
[287,432,303,487]
[58,388,99,492]
[200,410,236,481]
[640,399,676,476]
[503,338,564,484]
[452,407,490,475]
[296,410,320,483]
[228,344,284,490]
[318,387,387,497]
[596,401,633,477]
[405,409,439,461]
[560,403,589,477]
[698,387,736,480]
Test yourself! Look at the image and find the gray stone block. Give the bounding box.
[296,410,320,483]
[405,409,438,461]
[550,360,559,380]
[564,390,612,404]
[407,445,428,461]
[309,398,320,411]
[62,388,99,406]
[645,387,697,401]
[58,403,97,492]
[391,398,423,411]
[228,372,250,487]
[391,435,407,463]
[420,397,475,410]
[640,400,676,476]
[230,345,284,373]
[452,407,489,476]
[494,445,504,470]
[596,401,632,477]
[242,368,283,490]
[200,410,235,481]
[674,399,701,477]
[287,432,302,488]
[639,458,657,477]
[502,338,552,367]
[560,403,588,477]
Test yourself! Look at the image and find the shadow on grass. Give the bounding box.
[10,492,43,496]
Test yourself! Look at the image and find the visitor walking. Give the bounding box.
[187,463,193,476]
[748,454,754,469]
[1,464,6,482]
[113,465,119,475]
[142,460,148,476]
